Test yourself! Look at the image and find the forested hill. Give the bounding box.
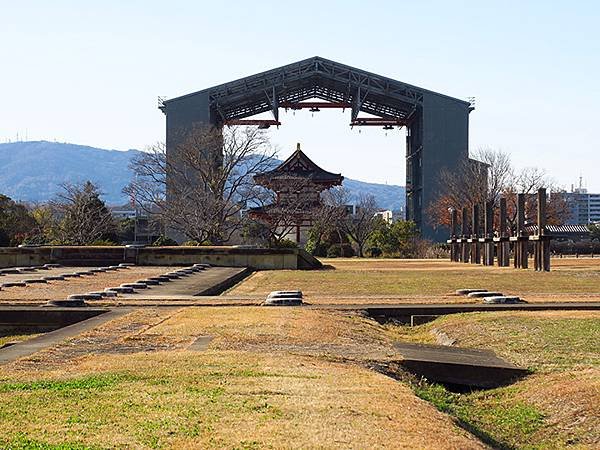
[0,141,405,210]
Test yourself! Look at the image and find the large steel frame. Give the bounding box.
[160,56,473,241]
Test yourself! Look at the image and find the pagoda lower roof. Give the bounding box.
[254,148,343,187]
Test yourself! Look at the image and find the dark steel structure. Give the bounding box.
[160,56,473,240]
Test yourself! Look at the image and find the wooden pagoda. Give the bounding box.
[250,143,343,244]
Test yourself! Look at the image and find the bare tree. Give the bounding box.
[504,167,569,230]
[51,181,115,245]
[338,192,379,257]
[125,125,277,244]
[427,148,513,228]
[426,147,569,231]
[305,187,349,250]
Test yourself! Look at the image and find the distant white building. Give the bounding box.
[374,210,393,224]
[110,208,137,220]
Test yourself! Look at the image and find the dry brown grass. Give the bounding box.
[0,307,484,449]
[0,351,483,449]
[517,369,600,446]
[152,307,396,362]
[228,257,600,304]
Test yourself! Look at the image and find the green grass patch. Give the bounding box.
[412,380,545,449]
[0,373,138,393]
[0,433,94,450]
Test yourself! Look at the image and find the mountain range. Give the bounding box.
[0,141,405,210]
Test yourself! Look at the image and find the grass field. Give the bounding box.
[229,257,600,303]
[0,258,598,448]
[393,311,600,448]
[0,307,483,449]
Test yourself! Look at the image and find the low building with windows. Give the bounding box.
[564,187,600,225]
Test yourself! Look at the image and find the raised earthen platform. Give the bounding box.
[0,246,322,270]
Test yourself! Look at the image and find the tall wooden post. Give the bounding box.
[484,200,494,265]
[516,193,528,268]
[471,203,481,264]
[461,207,470,263]
[498,197,510,267]
[536,188,551,271]
[448,208,459,262]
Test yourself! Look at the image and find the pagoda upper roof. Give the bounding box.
[254,144,344,187]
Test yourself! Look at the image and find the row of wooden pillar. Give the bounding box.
[448,188,551,271]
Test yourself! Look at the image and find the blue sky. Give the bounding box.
[1,1,599,190]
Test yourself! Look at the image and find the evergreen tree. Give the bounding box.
[0,194,37,246]
[53,181,115,245]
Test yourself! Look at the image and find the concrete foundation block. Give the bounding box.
[68,293,103,301]
[456,289,488,296]
[46,299,87,307]
[468,291,503,298]
[105,286,134,294]
[120,283,148,289]
[23,279,48,284]
[482,296,524,304]
[1,282,27,288]
[137,279,160,285]
[42,276,66,281]
[263,297,303,306]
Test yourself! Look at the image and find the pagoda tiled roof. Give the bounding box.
[254,144,343,186]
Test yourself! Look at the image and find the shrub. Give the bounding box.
[327,244,341,258]
[340,244,355,257]
[181,240,201,246]
[425,243,450,259]
[153,235,179,246]
[305,239,328,257]
[409,239,449,258]
[0,229,9,247]
[274,238,298,249]
[367,247,382,257]
[89,239,118,246]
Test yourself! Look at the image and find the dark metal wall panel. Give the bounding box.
[420,93,470,241]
